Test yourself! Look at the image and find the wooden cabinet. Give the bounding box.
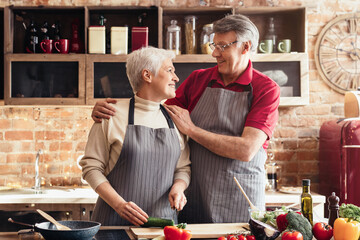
[0,203,94,231]
[0,8,4,102]
[3,6,308,106]
[4,6,86,104]
[239,7,309,106]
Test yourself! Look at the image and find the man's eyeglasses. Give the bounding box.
[209,41,238,52]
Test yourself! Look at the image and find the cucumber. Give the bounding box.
[141,217,175,228]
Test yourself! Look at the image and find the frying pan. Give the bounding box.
[9,218,101,240]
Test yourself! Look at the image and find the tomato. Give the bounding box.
[217,237,227,240]
[228,236,238,240]
[246,235,255,240]
[237,235,247,240]
[312,222,333,240]
[282,230,303,240]
[227,234,236,240]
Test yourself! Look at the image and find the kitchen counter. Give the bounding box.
[0,187,326,206]
[0,227,137,240]
[0,187,326,219]
[0,187,98,222]
[0,187,98,204]
[265,190,326,219]
[0,189,326,239]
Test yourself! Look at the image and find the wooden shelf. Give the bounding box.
[236,7,307,53]
[0,8,3,100]
[4,54,86,105]
[2,6,308,106]
[253,53,309,106]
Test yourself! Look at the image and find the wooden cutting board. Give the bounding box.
[130,223,249,239]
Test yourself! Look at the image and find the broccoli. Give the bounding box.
[339,203,360,222]
[286,211,313,240]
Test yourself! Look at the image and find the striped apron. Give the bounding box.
[92,97,181,229]
[179,83,266,223]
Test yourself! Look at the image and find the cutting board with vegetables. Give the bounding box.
[131,223,248,239]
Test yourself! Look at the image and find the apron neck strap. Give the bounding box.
[244,84,253,109]
[128,97,175,129]
[160,105,175,129]
[128,97,135,125]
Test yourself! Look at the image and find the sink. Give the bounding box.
[0,187,75,195]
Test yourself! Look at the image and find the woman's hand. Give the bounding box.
[91,98,117,123]
[168,179,188,211]
[95,182,148,226]
[115,200,149,226]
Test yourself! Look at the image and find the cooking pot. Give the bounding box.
[9,218,101,240]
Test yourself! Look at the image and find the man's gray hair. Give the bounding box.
[213,14,259,53]
[126,47,176,93]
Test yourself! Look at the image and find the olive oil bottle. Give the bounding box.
[301,179,313,225]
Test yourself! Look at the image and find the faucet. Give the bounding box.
[34,149,43,191]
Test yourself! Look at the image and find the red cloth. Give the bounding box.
[166,60,280,149]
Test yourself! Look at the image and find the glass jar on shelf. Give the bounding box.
[166,20,181,55]
[264,17,277,53]
[184,15,197,54]
[200,24,214,54]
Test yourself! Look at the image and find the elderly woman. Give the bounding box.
[80,47,190,231]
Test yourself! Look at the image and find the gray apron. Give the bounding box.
[179,83,266,223]
[92,97,181,227]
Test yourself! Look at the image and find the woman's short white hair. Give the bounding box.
[126,47,176,93]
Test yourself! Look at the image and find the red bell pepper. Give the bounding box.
[277,211,302,232]
[164,223,192,240]
[277,213,288,232]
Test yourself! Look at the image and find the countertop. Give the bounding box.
[0,189,326,239]
[265,190,326,204]
[0,187,98,204]
[0,187,326,219]
[0,187,326,205]
[0,227,136,240]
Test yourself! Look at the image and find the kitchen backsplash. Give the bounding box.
[0,106,93,188]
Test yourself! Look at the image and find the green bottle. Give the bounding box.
[301,179,313,225]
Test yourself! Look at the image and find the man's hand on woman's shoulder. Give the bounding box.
[92,98,117,123]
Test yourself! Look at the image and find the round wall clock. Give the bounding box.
[314,13,360,94]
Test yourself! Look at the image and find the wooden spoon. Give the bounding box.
[36,209,71,230]
[233,176,258,210]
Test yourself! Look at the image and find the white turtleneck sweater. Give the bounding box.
[80,95,191,191]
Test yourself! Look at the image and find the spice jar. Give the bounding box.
[200,24,214,54]
[166,20,181,55]
[184,15,197,54]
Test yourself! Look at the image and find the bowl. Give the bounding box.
[249,206,300,229]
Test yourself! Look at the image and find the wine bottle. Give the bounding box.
[70,19,83,53]
[24,20,39,53]
[53,20,62,41]
[301,179,313,225]
[39,21,50,42]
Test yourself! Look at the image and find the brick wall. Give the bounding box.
[0,106,93,187]
[0,0,359,192]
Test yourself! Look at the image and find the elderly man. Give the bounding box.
[92,14,280,223]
